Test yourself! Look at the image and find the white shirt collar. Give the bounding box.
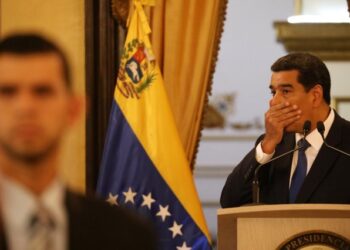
[295,108,335,151]
[1,176,37,232]
[0,175,67,250]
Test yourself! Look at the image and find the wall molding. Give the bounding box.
[201,135,259,141]
[201,201,221,208]
[274,22,350,60]
[194,165,234,178]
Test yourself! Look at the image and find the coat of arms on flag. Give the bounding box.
[97,0,212,249]
[118,39,156,99]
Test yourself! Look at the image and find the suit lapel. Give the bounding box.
[0,229,8,250]
[65,190,85,250]
[269,133,295,203]
[297,113,343,202]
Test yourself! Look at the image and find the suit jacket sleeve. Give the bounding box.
[220,135,264,208]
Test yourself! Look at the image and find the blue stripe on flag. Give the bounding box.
[97,101,211,250]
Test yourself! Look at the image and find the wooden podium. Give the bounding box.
[217,204,350,250]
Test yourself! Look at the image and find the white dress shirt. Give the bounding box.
[256,109,335,186]
[0,176,68,250]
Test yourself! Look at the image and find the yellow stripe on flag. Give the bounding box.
[115,1,211,243]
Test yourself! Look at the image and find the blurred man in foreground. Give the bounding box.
[221,53,350,207]
[0,33,156,250]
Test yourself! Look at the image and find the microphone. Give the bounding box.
[317,121,350,157]
[251,120,311,204]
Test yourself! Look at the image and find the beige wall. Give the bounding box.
[0,0,86,192]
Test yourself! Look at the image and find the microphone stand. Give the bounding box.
[252,147,303,204]
[317,121,350,157]
[251,121,311,204]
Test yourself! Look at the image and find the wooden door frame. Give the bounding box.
[85,0,119,194]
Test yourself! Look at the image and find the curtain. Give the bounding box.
[148,0,228,167]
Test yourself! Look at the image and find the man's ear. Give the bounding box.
[67,95,85,126]
[311,84,324,107]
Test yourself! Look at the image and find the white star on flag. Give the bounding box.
[123,187,137,204]
[176,242,192,250]
[106,192,118,206]
[168,221,183,238]
[156,204,171,221]
[141,192,155,209]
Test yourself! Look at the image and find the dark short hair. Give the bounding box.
[271,52,331,104]
[0,33,71,89]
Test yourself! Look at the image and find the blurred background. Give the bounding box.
[195,0,350,246]
[1,0,350,248]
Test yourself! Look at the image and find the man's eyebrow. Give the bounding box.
[0,82,17,87]
[269,83,293,89]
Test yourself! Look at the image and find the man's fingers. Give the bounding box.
[280,114,301,127]
[266,110,300,125]
[275,109,301,122]
[268,104,298,116]
[265,109,301,129]
[264,102,301,147]
[269,102,290,112]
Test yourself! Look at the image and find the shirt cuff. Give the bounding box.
[255,141,274,164]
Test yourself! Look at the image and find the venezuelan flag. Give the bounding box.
[96,1,211,249]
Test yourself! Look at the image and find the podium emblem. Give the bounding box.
[278,230,350,250]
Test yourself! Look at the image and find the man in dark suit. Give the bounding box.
[221,52,350,208]
[0,33,156,249]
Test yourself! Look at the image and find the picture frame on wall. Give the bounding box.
[334,97,350,121]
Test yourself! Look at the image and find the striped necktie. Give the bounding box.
[27,208,55,250]
[289,139,311,203]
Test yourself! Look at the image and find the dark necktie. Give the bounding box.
[289,139,311,203]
